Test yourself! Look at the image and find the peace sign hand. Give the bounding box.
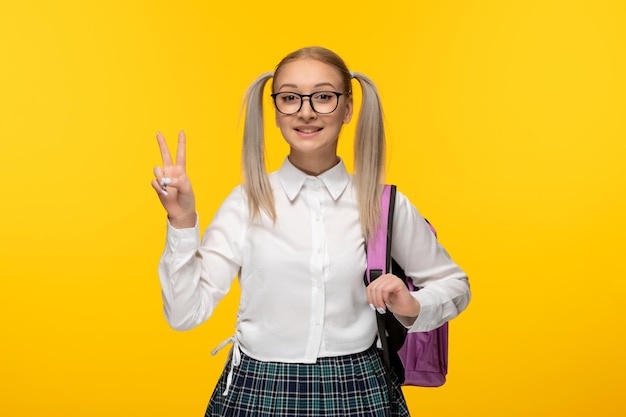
[151,131,197,229]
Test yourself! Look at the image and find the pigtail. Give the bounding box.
[351,72,386,240]
[240,48,386,238]
[242,72,276,222]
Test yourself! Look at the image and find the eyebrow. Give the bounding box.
[277,82,337,91]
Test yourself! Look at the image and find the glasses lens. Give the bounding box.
[275,92,302,114]
[311,92,339,114]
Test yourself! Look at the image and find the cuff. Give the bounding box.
[407,290,437,332]
[165,215,200,251]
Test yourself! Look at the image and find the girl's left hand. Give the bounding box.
[366,274,421,319]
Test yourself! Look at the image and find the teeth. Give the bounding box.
[299,128,319,133]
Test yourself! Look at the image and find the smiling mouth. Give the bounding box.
[295,127,323,133]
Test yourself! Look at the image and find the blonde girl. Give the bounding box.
[152,46,470,417]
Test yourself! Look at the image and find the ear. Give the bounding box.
[342,95,354,124]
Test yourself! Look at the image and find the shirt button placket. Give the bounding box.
[310,180,325,335]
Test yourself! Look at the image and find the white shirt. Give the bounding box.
[158,158,470,363]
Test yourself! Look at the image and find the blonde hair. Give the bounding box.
[241,46,386,239]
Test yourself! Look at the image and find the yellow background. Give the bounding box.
[1,1,625,416]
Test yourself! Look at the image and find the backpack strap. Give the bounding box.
[365,184,397,401]
[366,184,395,284]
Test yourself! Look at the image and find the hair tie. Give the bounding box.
[350,71,355,79]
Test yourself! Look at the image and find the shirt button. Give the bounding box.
[317,248,323,254]
[316,214,321,221]
[314,319,320,325]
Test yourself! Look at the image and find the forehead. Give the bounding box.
[274,58,343,91]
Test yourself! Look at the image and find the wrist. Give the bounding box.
[168,212,197,229]
[395,297,421,327]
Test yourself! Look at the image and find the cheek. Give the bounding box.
[275,114,291,131]
[275,111,281,127]
[337,111,350,126]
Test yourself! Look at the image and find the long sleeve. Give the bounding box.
[158,187,247,331]
[391,190,471,332]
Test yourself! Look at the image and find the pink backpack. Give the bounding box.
[365,184,449,387]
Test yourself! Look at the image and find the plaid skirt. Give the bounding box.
[204,344,410,417]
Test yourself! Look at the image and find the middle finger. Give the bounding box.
[176,130,186,169]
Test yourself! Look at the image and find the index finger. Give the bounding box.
[156,131,173,167]
[176,130,186,169]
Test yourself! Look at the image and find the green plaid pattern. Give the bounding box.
[205,345,410,417]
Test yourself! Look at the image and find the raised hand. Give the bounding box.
[151,131,197,228]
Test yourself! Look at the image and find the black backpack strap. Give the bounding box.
[369,185,399,403]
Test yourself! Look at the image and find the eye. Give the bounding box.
[279,93,299,103]
[313,92,334,102]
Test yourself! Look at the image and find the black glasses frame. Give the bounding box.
[270,91,348,115]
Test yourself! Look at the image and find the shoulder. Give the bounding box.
[214,184,249,218]
[393,187,416,213]
[224,184,247,203]
[392,187,427,227]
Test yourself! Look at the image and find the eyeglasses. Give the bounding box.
[270,91,348,115]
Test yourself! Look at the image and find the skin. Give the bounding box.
[151,130,196,229]
[273,58,353,176]
[152,58,420,322]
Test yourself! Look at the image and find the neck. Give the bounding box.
[288,153,340,176]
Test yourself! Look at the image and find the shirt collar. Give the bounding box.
[278,157,350,201]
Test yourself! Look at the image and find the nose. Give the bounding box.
[297,97,317,119]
